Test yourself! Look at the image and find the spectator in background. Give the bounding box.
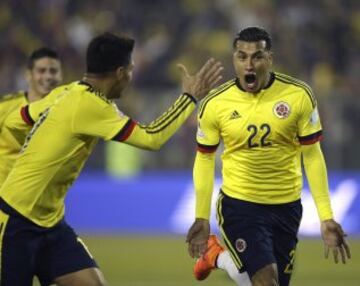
[0,0,359,170]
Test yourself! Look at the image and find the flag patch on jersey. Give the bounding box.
[229,110,241,120]
[310,108,319,125]
[197,124,206,138]
[273,102,291,119]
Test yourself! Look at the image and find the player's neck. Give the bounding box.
[82,74,113,97]
[26,91,43,103]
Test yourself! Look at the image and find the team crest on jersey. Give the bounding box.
[235,238,247,253]
[273,101,291,119]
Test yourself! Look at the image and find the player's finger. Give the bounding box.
[186,224,200,242]
[206,67,224,87]
[338,245,347,264]
[177,63,190,78]
[186,229,195,243]
[324,245,329,259]
[333,248,339,264]
[208,75,223,90]
[197,58,215,77]
[199,242,207,256]
[344,242,351,259]
[188,242,196,258]
[202,61,223,83]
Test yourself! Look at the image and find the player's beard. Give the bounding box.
[108,81,127,99]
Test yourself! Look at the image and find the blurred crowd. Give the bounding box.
[1,0,359,173]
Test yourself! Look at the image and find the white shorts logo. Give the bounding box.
[235,238,247,253]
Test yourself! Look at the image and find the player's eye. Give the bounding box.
[254,54,264,60]
[36,68,46,74]
[49,68,59,74]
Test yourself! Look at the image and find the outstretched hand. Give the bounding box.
[321,219,351,264]
[186,218,210,258]
[178,58,223,101]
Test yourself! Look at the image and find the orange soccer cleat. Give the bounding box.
[193,234,224,280]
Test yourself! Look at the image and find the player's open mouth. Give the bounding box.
[244,73,257,90]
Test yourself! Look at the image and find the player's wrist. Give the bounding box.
[183,92,197,104]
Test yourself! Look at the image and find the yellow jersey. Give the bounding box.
[0,86,69,186]
[196,72,323,204]
[0,81,196,227]
[0,91,28,186]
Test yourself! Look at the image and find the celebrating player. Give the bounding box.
[0,47,63,187]
[0,32,223,285]
[186,27,350,286]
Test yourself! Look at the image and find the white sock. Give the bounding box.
[216,250,252,286]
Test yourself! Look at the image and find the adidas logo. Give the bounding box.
[230,110,241,120]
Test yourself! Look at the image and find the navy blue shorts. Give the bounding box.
[217,191,302,286]
[0,199,97,286]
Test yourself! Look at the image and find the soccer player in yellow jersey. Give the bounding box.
[0,33,223,285]
[186,27,351,286]
[0,47,63,186]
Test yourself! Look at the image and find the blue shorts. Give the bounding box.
[217,191,302,286]
[0,199,97,286]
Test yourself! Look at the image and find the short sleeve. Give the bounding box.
[196,102,220,153]
[297,94,323,145]
[72,94,131,141]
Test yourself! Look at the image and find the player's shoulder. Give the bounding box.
[274,72,316,107]
[199,78,237,118]
[0,91,26,105]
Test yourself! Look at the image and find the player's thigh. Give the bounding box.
[0,209,42,286]
[54,267,106,286]
[35,220,100,286]
[272,200,302,286]
[216,192,278,281]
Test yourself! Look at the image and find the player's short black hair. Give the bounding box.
[86,32,135,74]
[27,47,60,69]
[233,27,272,50]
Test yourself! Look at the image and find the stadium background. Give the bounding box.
[1,0,359,285]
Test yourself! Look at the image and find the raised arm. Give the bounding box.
[113,59,223,150]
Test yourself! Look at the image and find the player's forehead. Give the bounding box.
[31,57,61,70]
[234,40,268,54]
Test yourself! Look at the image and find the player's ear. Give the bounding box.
[115,66,126,80]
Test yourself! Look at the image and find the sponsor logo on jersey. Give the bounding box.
[229,110,241,120]
[273,102,291,119]
[235,238,247,253]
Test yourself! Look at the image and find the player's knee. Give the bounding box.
[251,263,279,286]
